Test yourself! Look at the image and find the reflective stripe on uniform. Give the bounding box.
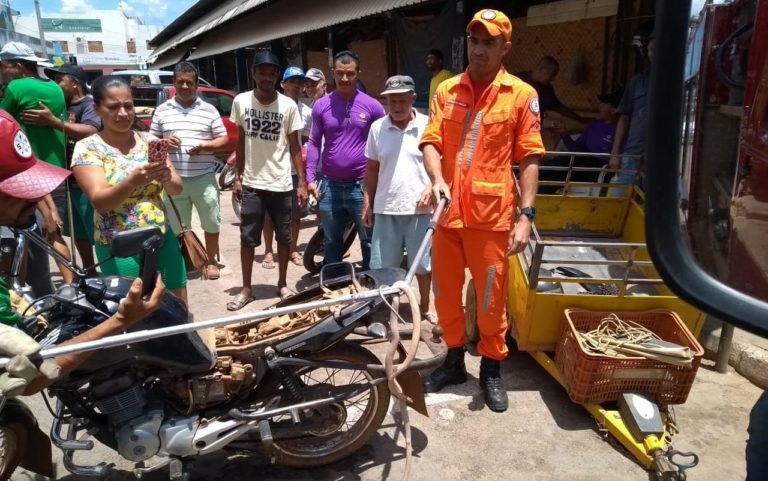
[482,264,496,313]
[464,112,484,170]
[456,111,474,168]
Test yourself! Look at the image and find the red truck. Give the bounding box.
[683,0,768,304]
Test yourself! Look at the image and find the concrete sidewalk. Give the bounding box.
[700,317,768,389]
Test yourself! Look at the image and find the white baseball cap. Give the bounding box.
[0,42,48,63]
[305,68,325,82]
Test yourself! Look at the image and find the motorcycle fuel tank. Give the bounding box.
[40,277,215,375]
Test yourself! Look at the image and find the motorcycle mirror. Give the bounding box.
[111,226,163,258]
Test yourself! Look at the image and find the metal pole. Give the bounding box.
[34,0,47,52]
[404,198,446,283]
[715,322,735,373]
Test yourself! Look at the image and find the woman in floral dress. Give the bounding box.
[72,75,187,302]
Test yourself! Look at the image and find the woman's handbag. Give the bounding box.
[166,197,211,278]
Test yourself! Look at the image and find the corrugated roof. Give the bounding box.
[148,0,269,64]
[150,41,197,69]
[187,0,430,61]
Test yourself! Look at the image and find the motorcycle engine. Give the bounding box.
[167,356,255,410]
[89,359,255,462]
[91,373,165,462]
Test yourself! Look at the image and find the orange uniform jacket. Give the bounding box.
[420,68,545,231]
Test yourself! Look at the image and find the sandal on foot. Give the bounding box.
[277,286,296,301]
[422,312,438,323]
[227,293,254,311]
[290,253,303,266]
[205,263,220,280]
[261,255,275,269]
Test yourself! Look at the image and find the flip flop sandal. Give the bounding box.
[422,312,438,323]
[227,293,255,311]
[205,263,220,280]
[277,286,296,301]
[261,256,276,269]
[290,253,303,266]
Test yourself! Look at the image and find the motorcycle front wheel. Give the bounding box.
[0,423,26,481]
[255,342,389,468]
[303,223,358,274]
[218,164,237,190]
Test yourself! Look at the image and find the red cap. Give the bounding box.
[0,110,70,200]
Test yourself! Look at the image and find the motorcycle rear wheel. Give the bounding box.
[0,423,26,481]
[256,341,389,468]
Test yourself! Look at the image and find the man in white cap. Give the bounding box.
[0,109,165,396]
[0,41,74,284]
[362,75,434,320]
[304,68,327,107]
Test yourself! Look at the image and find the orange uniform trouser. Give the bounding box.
[432,226,509,360]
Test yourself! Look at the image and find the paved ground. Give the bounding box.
[14,187,762,481]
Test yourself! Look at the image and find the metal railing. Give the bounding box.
[513,151,661,296]
[533,151,645,196]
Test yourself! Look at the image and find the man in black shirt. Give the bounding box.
[21,63,101,272]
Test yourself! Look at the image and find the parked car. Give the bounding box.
[131,84,237,158]
[115,69,213,87]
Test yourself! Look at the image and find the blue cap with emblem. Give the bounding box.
[282,66,305,81]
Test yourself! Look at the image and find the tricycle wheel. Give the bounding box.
[465,279,479,350]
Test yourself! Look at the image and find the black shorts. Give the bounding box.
[240,186,292,248]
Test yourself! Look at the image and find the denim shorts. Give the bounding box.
[370,213,432,275]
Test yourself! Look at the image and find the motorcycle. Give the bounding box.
[303,197,358,274]
[218,152,237,191]
[0,222,446,481]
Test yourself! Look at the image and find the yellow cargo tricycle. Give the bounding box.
[466,156,705,481]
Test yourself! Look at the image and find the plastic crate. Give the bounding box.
[554,309,704,405]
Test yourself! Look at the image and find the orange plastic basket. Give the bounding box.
[554,309,704,405]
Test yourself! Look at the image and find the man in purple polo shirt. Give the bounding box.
[306,50,385,271]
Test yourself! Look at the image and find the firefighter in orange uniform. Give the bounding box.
[419,9,544,412]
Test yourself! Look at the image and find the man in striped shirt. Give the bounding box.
[150,62,230,279]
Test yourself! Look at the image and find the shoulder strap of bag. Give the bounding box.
[166,196,190,232]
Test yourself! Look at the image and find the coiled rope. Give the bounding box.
[576,313,694,367]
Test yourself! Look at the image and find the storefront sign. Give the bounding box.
[41,18,102,33]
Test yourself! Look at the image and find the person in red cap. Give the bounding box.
[0,109,164,395]
[419,9,544,412]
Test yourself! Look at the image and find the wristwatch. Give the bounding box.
[519,206,536,221]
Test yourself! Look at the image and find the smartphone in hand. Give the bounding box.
[148,138,168,165]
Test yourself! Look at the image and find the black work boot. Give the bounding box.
[479,356,508,412]
[423,347,467,393]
